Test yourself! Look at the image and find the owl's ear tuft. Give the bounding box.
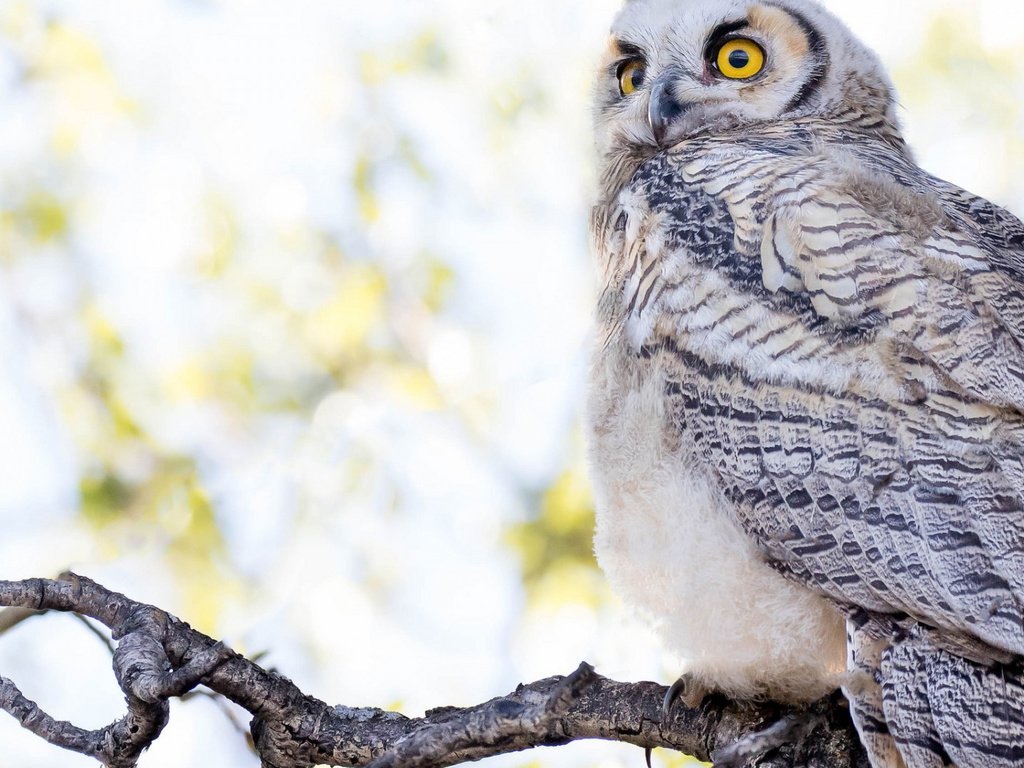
[747,6,812,60]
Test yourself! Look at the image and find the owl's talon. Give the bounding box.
[662,677,686,718]
[649,677,710,765]
[662,675,707,720]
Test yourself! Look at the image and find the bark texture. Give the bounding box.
[0,574,868,768]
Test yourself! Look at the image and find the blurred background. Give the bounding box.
[0,1,1022,766]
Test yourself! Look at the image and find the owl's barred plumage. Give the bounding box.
[586,2,1024,767]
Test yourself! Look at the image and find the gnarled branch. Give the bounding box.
[0,574,867,768]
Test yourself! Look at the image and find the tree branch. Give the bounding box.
[0,574,867,768]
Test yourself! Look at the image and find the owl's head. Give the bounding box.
[594,0,900,164]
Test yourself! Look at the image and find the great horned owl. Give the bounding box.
[585,1,1024,767]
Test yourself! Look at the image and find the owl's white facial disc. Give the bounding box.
[594,0,898,157]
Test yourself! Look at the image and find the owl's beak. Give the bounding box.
[648,77,688,147]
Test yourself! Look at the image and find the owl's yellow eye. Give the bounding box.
[715,38,765,79]
[618,59,646,96]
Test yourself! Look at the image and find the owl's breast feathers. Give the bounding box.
[590,121,1024,662]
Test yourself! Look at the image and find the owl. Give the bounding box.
[585,1,1024,767]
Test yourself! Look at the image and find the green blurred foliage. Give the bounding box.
[506,456,601,607]
[0,5,467,629]
[891,8,1024,201]
[0,1,589,640]
[898,12,1017,118]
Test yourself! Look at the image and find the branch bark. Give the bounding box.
[0,574,867,768]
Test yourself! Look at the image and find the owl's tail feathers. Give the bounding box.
[883,633,1024,768]
[847,618,1024,768]
[844,620,908,768]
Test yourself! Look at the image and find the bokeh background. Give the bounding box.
[1,1,1022,766]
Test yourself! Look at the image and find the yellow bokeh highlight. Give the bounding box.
[21,191,69,242]
[506,462,599,605]
[163,348,254,408]
[387,364,444,410]
[359,29,447,85]
[529,560,603,609]
[541,466,594,536]
[658,753,712,768]
[82,302,124,357]
[353,155,380,223]
[36,22,106,76]
[165,359,213,401]
[304,265,387,361]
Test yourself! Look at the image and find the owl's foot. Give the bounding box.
[663,674,709,716]
[644,676,710,768]
[710,710,822,767]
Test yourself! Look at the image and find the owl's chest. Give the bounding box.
[585,343,846,699]
[586,344,733,558]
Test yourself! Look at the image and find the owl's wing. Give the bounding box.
[695,147,1024,412]
[644,146,1024,657]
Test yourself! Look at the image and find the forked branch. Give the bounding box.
[0,575,867,768]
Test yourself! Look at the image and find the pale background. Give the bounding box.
[1,1,1022,766]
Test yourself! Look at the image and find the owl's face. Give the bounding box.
[594,0,899,169]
